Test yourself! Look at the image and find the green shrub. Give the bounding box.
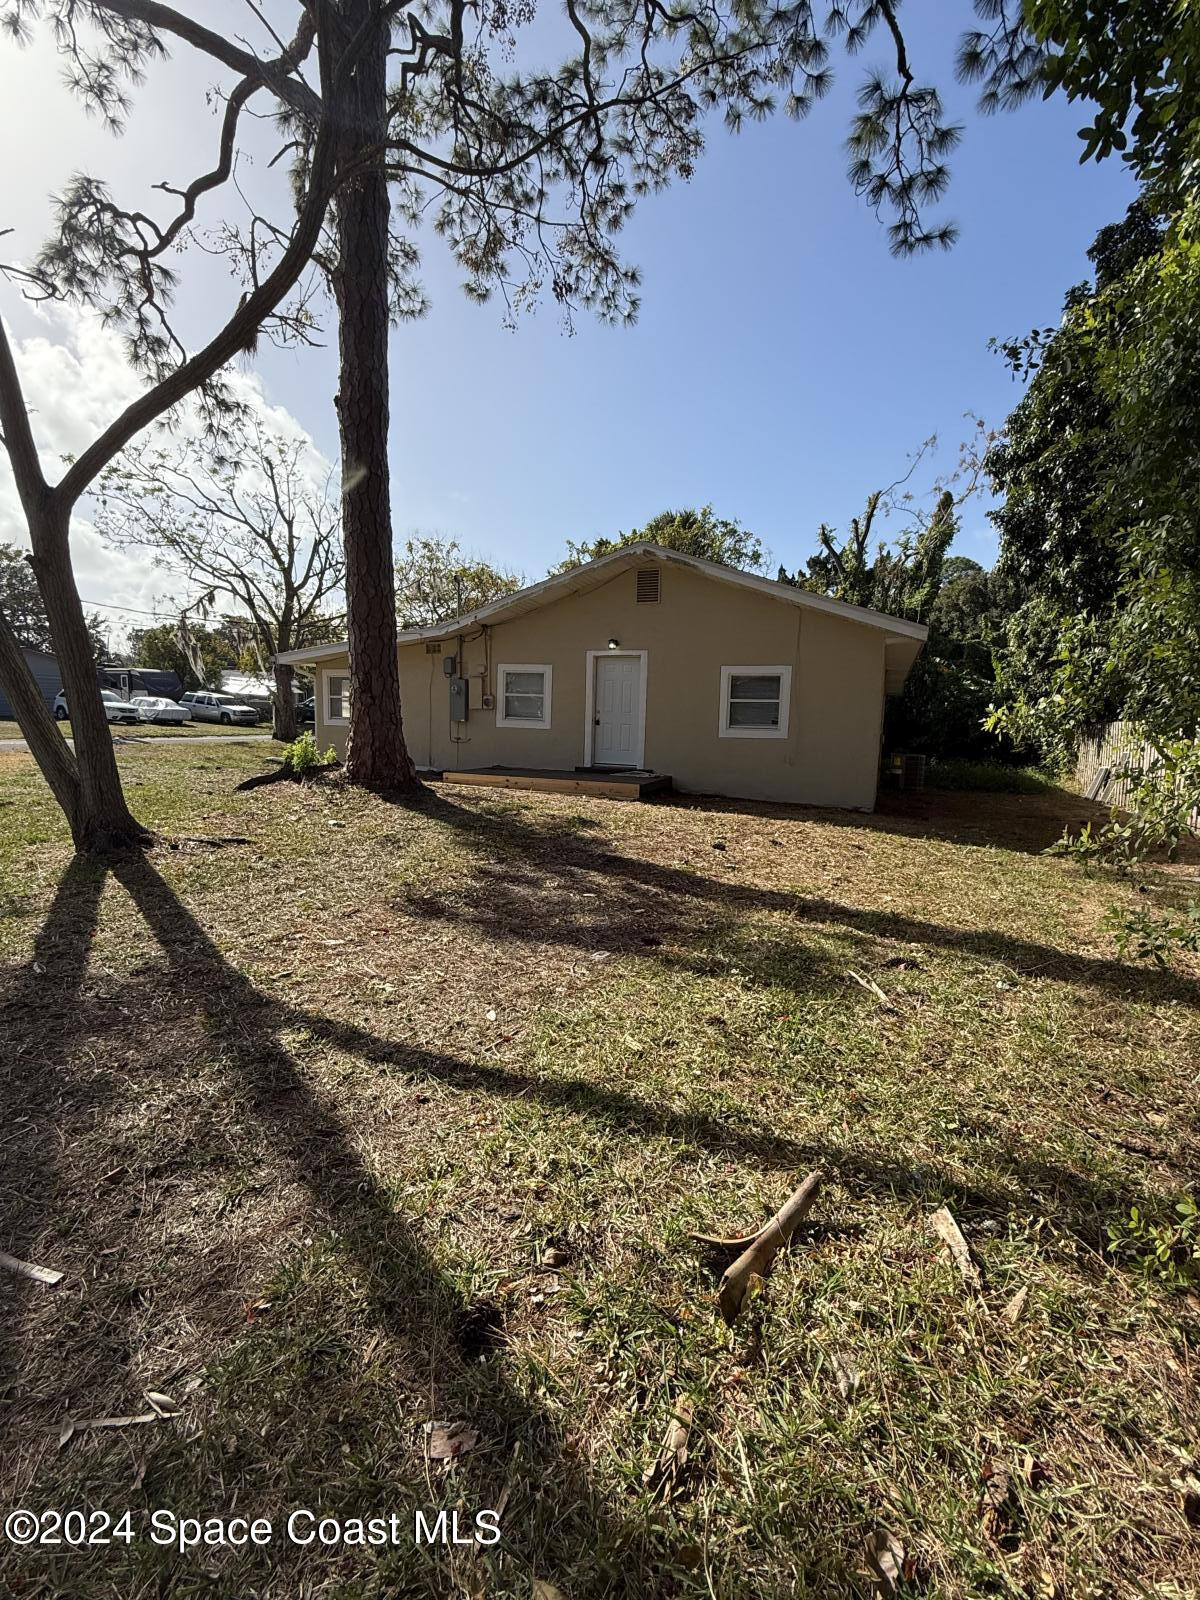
[1049,738,1200,968]
[1106,1196,1200,1289]
[1102,901,1200,967]
[280,730,337,780]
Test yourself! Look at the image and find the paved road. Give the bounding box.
[0,733,274,752]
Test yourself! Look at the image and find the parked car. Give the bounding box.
[179,690,260,726]
[131,694,190,725]
[297,696,315,724]
[53,688,141,725]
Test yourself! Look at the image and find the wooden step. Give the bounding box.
[441,766,672,800]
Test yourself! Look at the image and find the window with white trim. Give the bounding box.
[326,672,351,722]
[719,665,791,738]
[496,664,552,729]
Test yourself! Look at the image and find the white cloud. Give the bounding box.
[0,304,333,649]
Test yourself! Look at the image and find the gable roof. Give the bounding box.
[277,542,929,693]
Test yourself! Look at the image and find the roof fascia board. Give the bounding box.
[274,541,928,664]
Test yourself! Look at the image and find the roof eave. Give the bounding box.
[274,541,929,664]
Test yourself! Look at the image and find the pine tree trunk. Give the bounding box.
[29,508,149,852]
[333,3,417,792]
[273,661,298,742]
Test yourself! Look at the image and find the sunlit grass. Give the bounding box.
[1,744,1196,1598]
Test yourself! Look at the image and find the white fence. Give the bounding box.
[1075,721,1200,830]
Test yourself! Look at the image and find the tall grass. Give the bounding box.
[925,757,1058,794]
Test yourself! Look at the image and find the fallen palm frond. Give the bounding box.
[0,1250,63,1286]
[697,1169,824,1323]
[643,1396,695,1501]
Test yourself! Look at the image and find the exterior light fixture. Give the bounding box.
[607,637,620,649]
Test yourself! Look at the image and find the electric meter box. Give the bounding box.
[449,675,469,722]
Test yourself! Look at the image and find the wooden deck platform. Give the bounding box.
[440,766,673,800]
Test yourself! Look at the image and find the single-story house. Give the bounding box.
[0,646,63,721]
[276,543,928,810]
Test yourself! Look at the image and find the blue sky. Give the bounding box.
[1,6,1135,629]
[251,11,1133,583]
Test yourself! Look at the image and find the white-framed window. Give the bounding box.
[719,665,792,739]
[496,663,552,729]
[325,671,351,723]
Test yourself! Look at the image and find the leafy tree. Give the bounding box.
[935,554,994,655]
[126,623,238,693]
[1020,1,1200,199]
[0,544,110,661]
[785,488,976,757]
[0,7,346,850]
[1057,192,1200,748]
[781,488,956,619]
[958,3,1200,206]
[559,507,766,574]
[887,555,1023,759]
[783,459,1027,759]
[987,189,1200,960]
[395,537,522,629]
[989,204,1163,601]
[96,416,345,739]
[986,201,1167,764]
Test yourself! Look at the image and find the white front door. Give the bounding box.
[593,654,644,768]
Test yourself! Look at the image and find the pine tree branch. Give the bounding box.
[90,0,321,119]
[56,109,337,507]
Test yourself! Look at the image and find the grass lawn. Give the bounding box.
[0,718,272,741]
[1,744,1198,1599]
[924,759,1061,795]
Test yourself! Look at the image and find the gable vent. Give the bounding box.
[636,568,661,604]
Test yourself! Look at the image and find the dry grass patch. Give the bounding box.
[1,744,1198,1599]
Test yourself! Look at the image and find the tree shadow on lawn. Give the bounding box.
[1,854,683,1598]
[656,784,1124,858]
[0,858,111,1410]
[1,847,1192,1595]
[390,788,1200,1013]
[308,1004,1188,1266]
[377,788,1200,1247]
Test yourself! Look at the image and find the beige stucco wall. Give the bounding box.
[312,562,889,809]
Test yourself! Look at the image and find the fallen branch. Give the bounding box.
[58,1387,183,1448]
[930,1206,982,1290]
[58,1412,162,1449]
[700,1169,825,1324]
[643,1396,694,1501]
[0,1250,63,1287]
[161,835,253,849]
[848,969,898,1011]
